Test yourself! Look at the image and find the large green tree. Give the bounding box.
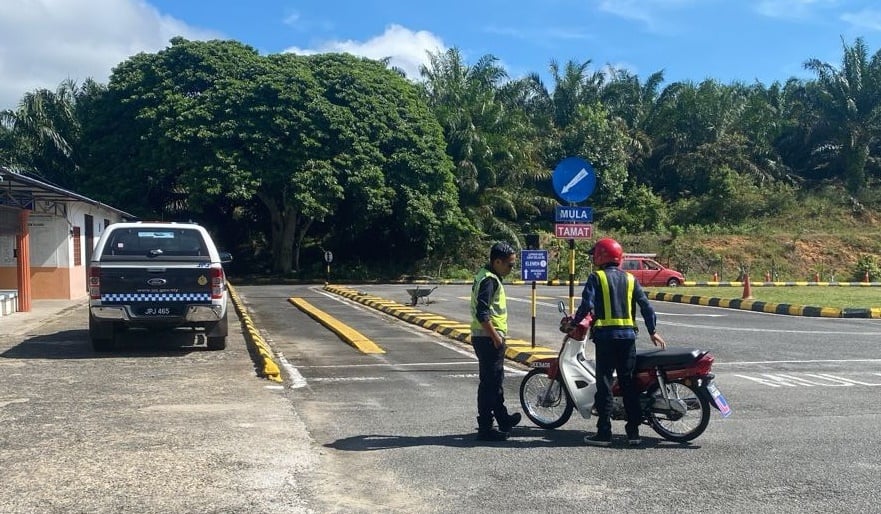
[82,38,467,274]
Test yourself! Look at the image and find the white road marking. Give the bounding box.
[486,296,726,316]
[662,319,881,335]
[275,350,308,389]
[716,358,881,366]
[734,372,881,387]
[0,398,30,408]
[312,377,387,383]
[299,361,477,369]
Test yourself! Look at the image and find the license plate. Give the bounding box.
[706,381,732,418]
[140,306,173,316]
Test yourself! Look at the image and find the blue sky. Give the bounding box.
[2,1,881,110]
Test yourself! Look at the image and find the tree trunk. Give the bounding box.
[258,191,297,274]
[844,141,869,195]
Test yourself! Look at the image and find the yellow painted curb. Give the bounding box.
[227,284,282,383]
[323,285,559,365]
[288,297,385,354]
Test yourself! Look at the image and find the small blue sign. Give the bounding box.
[552,157,596,203]
[521,250,548,282]
[555,205,593,223]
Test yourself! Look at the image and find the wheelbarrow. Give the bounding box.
[406,286,438,306]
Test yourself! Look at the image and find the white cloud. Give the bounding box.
[754,0,839,20]
[485,24,593,42]
[841,9,881,31]
[597,0,702,32]
[283,24,446,79]
[598,0,655,25]
[0,0,220,111]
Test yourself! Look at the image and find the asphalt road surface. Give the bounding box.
[240,283,881,513]
[2,284,880,513]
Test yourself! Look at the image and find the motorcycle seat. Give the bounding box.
[635,347,703,369]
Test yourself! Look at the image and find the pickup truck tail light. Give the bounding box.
[89,266,101,299]
[210,265,225,299]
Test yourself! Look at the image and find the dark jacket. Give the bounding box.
[573,264,658,340]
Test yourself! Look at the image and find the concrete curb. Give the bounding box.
[227,284,282,382]
[323,285,559,366]
[682,281,881,287]
[645,291,881,318]
[288,297,385,354]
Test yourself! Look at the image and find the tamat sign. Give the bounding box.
[554,223,592,239]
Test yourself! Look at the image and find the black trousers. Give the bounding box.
[593,337,641,436]
[471,335,510,429]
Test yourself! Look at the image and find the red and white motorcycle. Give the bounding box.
[519,302,731,443]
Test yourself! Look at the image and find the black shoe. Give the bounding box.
[498,412,521,433]
[584,433,612,447]
[626,429,641,446]
[476,429,509,442]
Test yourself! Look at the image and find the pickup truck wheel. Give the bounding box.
[206,336,227,351]
[89,316,115,352]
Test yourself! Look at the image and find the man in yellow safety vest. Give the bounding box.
[569,237,666,447]
[470,241,522,441]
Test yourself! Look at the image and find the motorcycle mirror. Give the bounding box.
[558,301,567,315]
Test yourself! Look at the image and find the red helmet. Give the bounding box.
[589,238,623,266]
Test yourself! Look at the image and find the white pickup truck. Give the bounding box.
[87,222,231,352]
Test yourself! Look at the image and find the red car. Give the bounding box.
[621,254,685,287]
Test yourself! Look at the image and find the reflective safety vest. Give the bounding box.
[591,269,637,329]
[470,267,508,336]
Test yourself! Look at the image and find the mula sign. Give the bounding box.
[554,205,593,223]
[554,223,592,239]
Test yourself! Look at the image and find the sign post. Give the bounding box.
[551,157,596,312]
[324,250,333,284]
[521,250,548,348]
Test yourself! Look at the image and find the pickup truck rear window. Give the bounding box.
[102,228,210,259]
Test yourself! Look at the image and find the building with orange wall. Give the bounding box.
[0,168,134,310]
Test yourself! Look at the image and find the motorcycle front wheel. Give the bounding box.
[519,368,574,429]
[647,380,711,443]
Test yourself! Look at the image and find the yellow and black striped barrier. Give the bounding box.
[227,284,282,382]
[645,291,881,318]
[323,284,559,366]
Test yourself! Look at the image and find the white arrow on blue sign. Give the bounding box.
[552,157,596,203]
[520,250,548,281]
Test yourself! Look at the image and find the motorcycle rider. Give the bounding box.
[568,237,666,447]
[470,241,522,441]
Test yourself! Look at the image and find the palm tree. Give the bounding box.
[803,37,881,195]
[420,48,546,243]
[521,59,630,207]
[0,79,90,187]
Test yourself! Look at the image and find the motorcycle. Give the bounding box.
[519,302,731,443]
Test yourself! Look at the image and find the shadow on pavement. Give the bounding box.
[325,427,703,451]
[0,328,209,359]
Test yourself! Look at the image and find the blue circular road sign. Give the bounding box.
[552,157,596,203]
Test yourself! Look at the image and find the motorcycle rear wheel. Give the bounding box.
[647,381,710,443]
[519,368,574,429]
